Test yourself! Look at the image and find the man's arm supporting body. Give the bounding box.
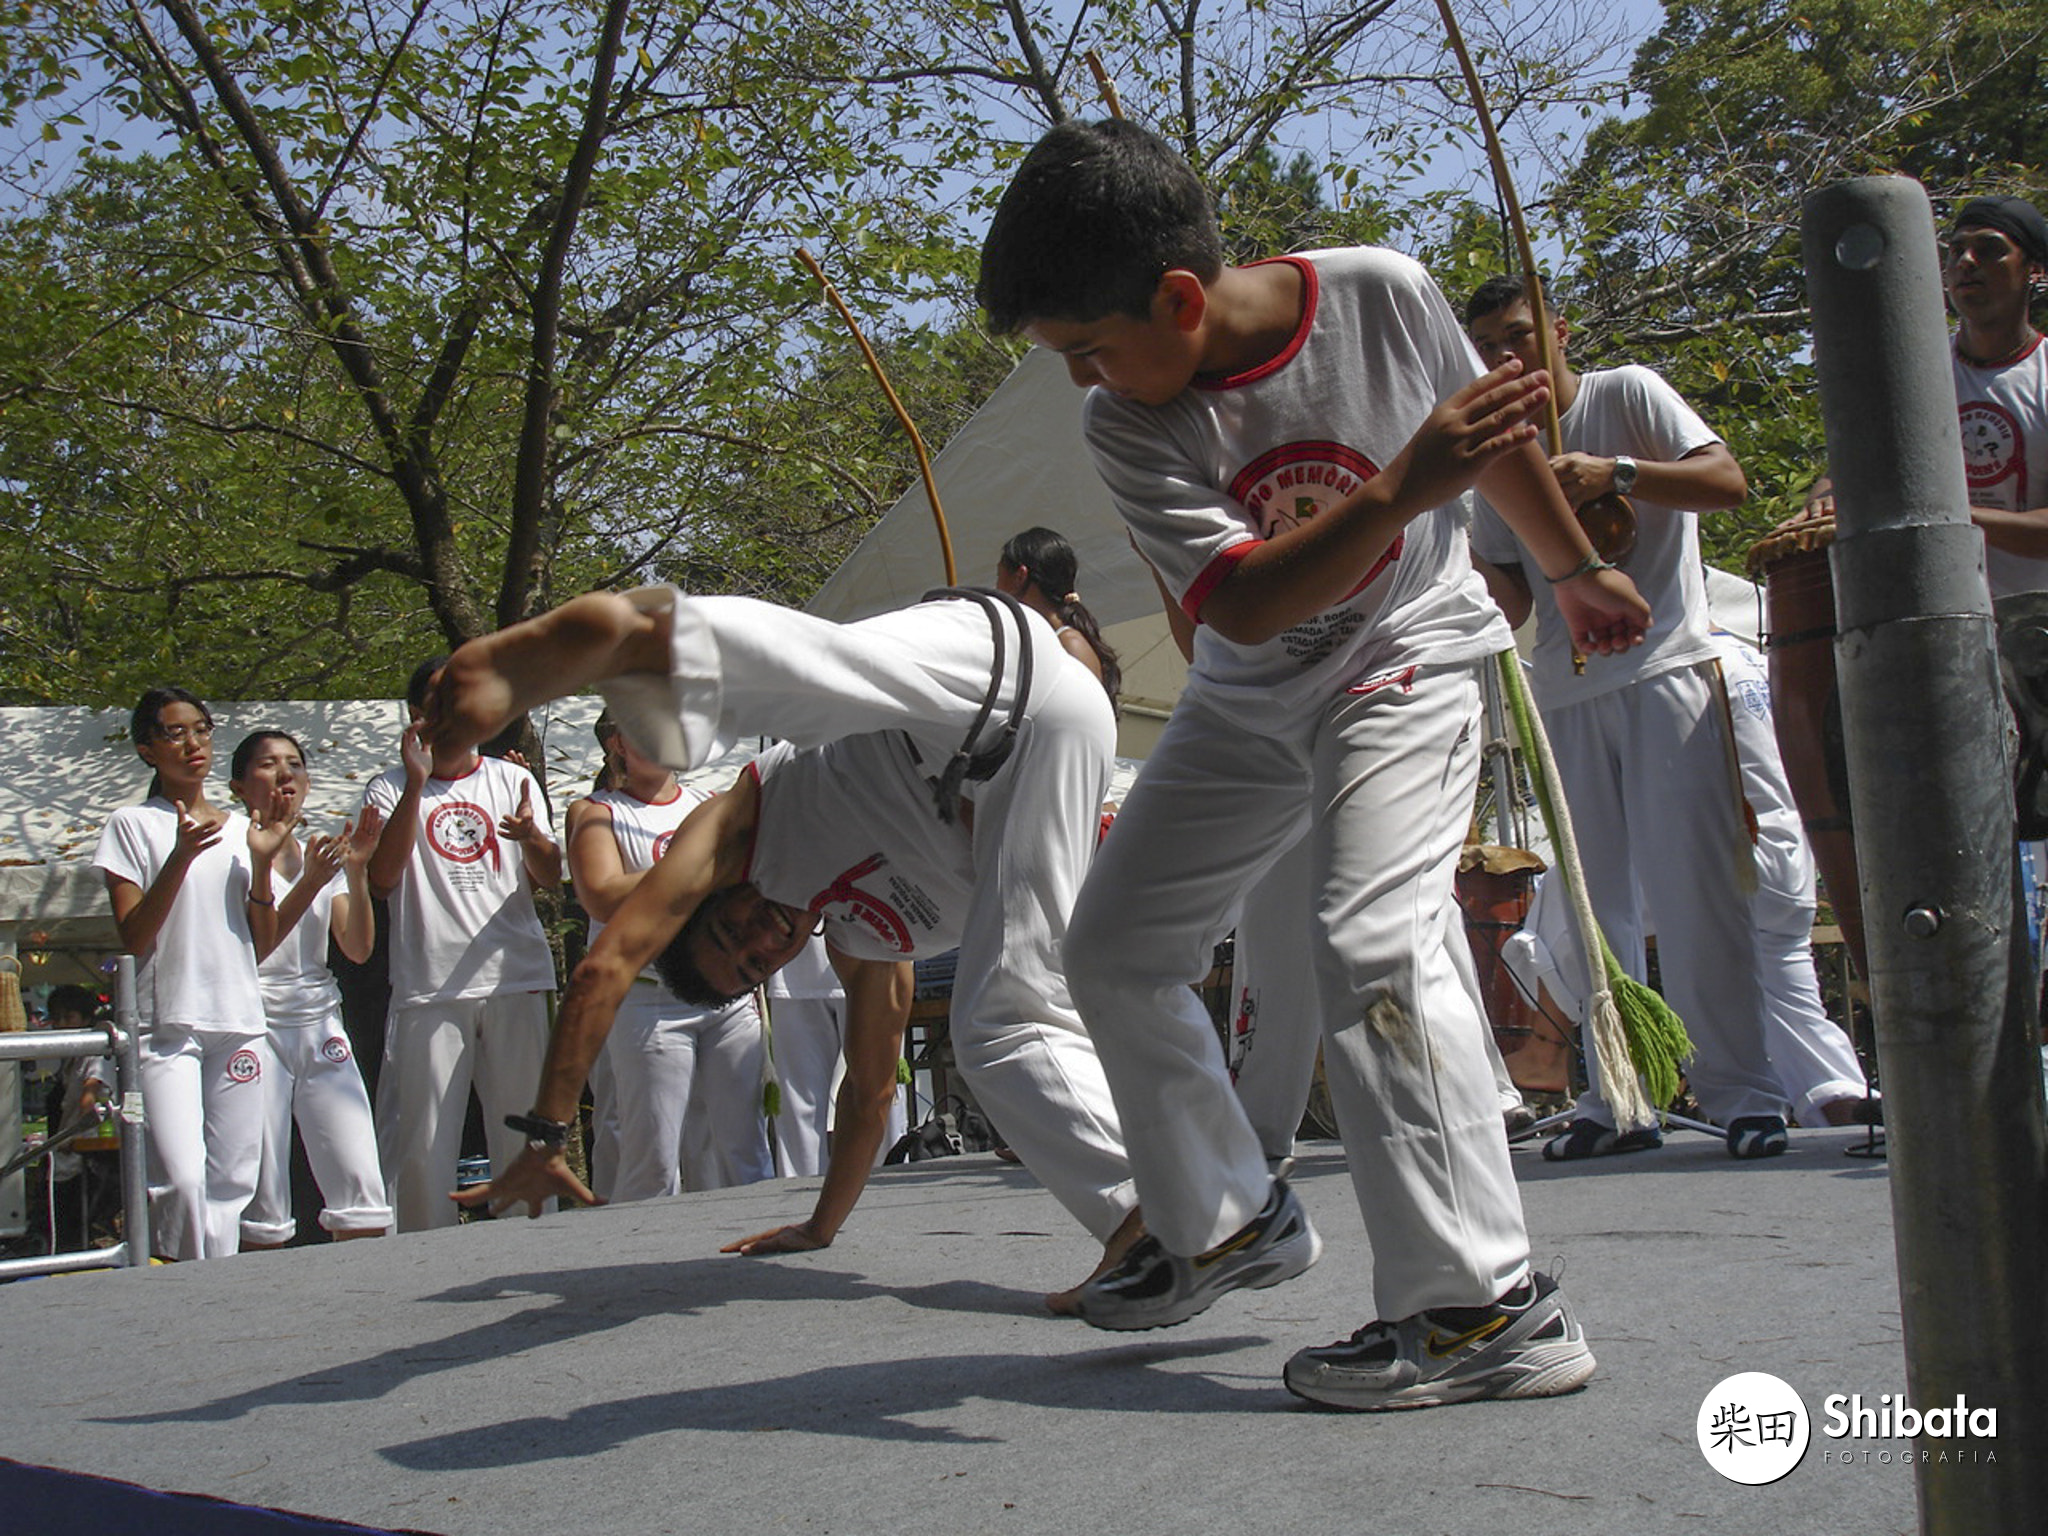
[451,775,760,1216]
[722,950,915,1255]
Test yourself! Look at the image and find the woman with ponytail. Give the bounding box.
[995,526,1122,708]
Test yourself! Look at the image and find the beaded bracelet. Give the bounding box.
[1546,551,1617,584]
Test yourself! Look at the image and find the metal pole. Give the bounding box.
[113,956,150,1269]
[1803,175,2048,1529]
[1479,661,1525,849]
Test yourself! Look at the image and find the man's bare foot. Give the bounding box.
[1046,1206,1145,1317]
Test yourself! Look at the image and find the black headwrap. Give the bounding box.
[1952,196,2048,266]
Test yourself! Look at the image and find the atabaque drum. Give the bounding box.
[1746,513,1868,978]
[1457,844,1570,1096]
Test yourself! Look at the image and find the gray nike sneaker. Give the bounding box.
[1074,1179,1322,1332]
[1283,1271,1595,1410]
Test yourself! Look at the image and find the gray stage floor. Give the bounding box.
[3,1127,1921,1535]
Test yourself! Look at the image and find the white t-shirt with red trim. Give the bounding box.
[92,799,266,1036]
[1081,246,1509,730]
[743,736,973,964]
[580,782,708,982]
[1954,334,2048,597]
[363,756,557,1007]
[1472,364,1724,706]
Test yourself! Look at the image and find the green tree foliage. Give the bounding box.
[0,0,973,704]
[0,0,1642,707]
[1556,0,2048,567]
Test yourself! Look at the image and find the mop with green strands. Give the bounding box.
[1497,651,1693,1125]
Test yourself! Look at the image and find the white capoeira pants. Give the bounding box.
[1227,828,1527,1160]
[138,1024,267,1261]
[1542,664,1784,1127]
[597,981,773,1200]
[1066,661,1531,1320]
[1226,834,1322,1164]
[604,591,1134,1241]
[766,993,907,1177]
[240,1011,391,1245]
[376,991,552,1231]
[1754,901,1869,1123]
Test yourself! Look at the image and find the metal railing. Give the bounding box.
[0,956,150,1279]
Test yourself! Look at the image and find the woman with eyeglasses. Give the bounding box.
[91,687,292,1259]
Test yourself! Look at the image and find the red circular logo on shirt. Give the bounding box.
[653,829,674,860]
[1231,441,1382,537]
[320,1035,352,1065]
[1230,441,1401,598]
[226,1049,262,1084]
[1959,399,2022,499]
[425,801,502,869]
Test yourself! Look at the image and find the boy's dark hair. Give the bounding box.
[405,655,450,712]
[651,887,750,1008]
[1461,273,1566,328]
[978,119,1224,334]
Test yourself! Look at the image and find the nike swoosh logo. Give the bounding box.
[1191,1224,1266,1270]
[1425,1316,1509,1359]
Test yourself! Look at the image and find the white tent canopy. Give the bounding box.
[0,698,623,984]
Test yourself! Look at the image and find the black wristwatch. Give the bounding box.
[505,1111,570,1151]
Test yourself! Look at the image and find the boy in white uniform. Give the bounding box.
[1464,274,1787,1161]
[364,658,561,1231]
[978,120,1647,1409]
[569,714,773,1200]
[430,588,1138,1298]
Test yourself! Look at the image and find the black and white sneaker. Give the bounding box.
[1726,1115,1789,1159]
[1073,1179,1322,1332]
[1283,1271,1595,1411]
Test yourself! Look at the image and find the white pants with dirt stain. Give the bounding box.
[1066,661,1531,1321]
